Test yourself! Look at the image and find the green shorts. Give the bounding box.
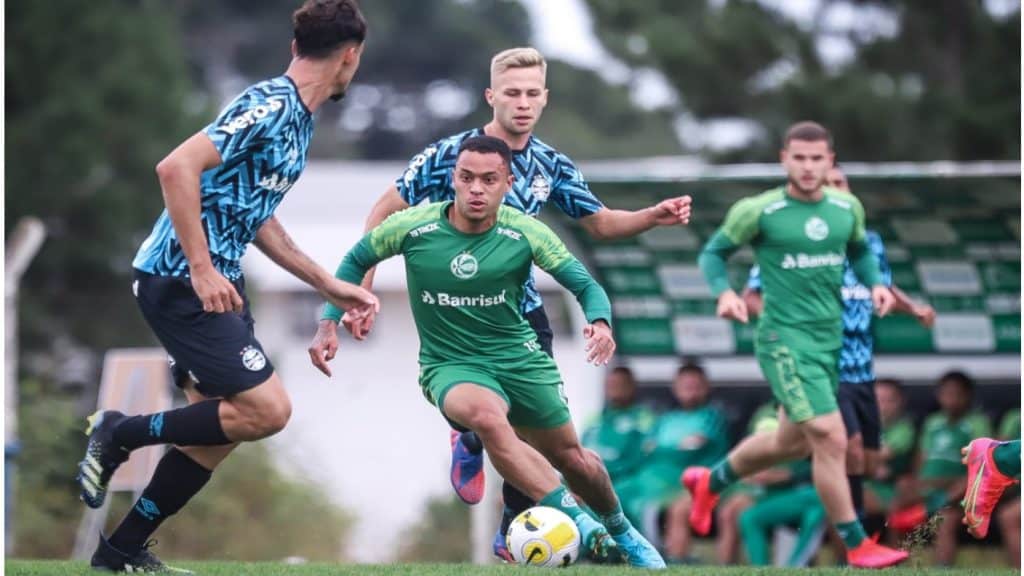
[419,352,570,429]
[756,340,839,423]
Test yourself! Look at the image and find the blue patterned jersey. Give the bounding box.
[133,76,313,280]
[397,128,604,313]
[748,230,892,384]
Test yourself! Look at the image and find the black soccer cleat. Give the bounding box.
[77,410,130,508]
[91,535,194,574]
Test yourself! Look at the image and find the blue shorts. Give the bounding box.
[838,382,881,449]
[133,269,274,397]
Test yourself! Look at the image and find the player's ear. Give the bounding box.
[485,87,495,107]
[291,39,299,59]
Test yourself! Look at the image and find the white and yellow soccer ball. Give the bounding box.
[506,506,581,567]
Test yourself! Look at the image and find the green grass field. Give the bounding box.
[5,561,1019,576]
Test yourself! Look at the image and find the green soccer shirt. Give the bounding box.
[920,411,992,479]
[323,202,611,366]
[581,405,656,483]
[700,187,882,351]
[881,417,917,479]
[642,404,729,486]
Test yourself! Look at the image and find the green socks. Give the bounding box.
[834,520,867,549]
[709,459,739,493]
[540,486,604,544]
[993,440,1021,478]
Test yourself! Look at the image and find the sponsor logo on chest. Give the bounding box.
[450,252,479,279]
[804,216,830,241]
[781,252,845,270]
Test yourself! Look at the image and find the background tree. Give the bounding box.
[584,0,1020,161]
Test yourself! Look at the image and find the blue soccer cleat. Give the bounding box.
[449,430,484,505]
[611,526,667,569]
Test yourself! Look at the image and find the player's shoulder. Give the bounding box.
[528,136,581,170]
[497,204,542,230]
[381,201,445,231]
[212,76,300,134]
[732,188,786,216]
[428,128,481,159]
[823,187,863,211]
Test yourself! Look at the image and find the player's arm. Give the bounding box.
[549,155,691,239]
[524,217,615,365]
[847,200,893,315]
[889,286,936,327]
[309,214,409,376]
[253,216,378,315]
[355,185,410,290]
[578,198,692,240]
[155,132,246,313]
[699,198,761,324]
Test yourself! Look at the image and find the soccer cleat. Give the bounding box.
[77,410,130,509]
[846,537,909,568]
[961,438,1018,539]
[583,528,624,564]
[682,467,719,536]
[493,530,514,563]
[91,535,193,573]
[449,430,485,505]
[609,526,666,569]
[887,503,927,532]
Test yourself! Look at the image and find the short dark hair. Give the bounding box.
[457,135,512,171]
[938,370,975,394]
[677,362,706,380]
[875,378,903,395]
[783,121,833,150]
[293,0,367,59]
[609,366,635,381]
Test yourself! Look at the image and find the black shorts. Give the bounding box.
[524,306,554,358]
[837,382,881,449]
[133,269,274,398]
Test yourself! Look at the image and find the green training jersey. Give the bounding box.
[881,417,917,479]
[641,404,729,485]
[324,202,611,366]
[700,187,881,350]
[920,411,992,479]
[581,405,656,483]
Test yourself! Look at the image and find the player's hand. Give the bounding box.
[872,285,895,317]
[342,308,378,340]
[190,263,244,314]
[716,290,749,324]
[322,278,380,321]
[652,196,692,226]
[913,304,936,328]
[583,320,616,365]
[308,319,340,377]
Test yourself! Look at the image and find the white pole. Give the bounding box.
[5,216,47,553]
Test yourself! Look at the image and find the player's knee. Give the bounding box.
[247,395,292,438]
[465,409,510,440]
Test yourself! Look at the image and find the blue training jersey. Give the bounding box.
[748,230,892,384]
[134,76,314,280]
[397,128,604,313]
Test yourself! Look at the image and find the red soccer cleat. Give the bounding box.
[961,438,1019,538]
[449,429,485,505]
[887,503,927,532]
[681,467,719,536]
[846,537,909,568]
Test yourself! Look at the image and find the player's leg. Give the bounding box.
[737,489,802,566]
[516,424,665,568]
[838,384,866,520]
[661,493,693,562]
[95,380,239,572]
[961,438,1020,538]
[448,306,552,513]
[78,272,284,510]
[683,406,809,536]
[715,490,755,564]
[785,487,828,567]
[439,378,622,563]
[997,497,1020,567]
[935,504,962,566]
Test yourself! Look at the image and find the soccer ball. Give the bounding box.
[506,506,581,567]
